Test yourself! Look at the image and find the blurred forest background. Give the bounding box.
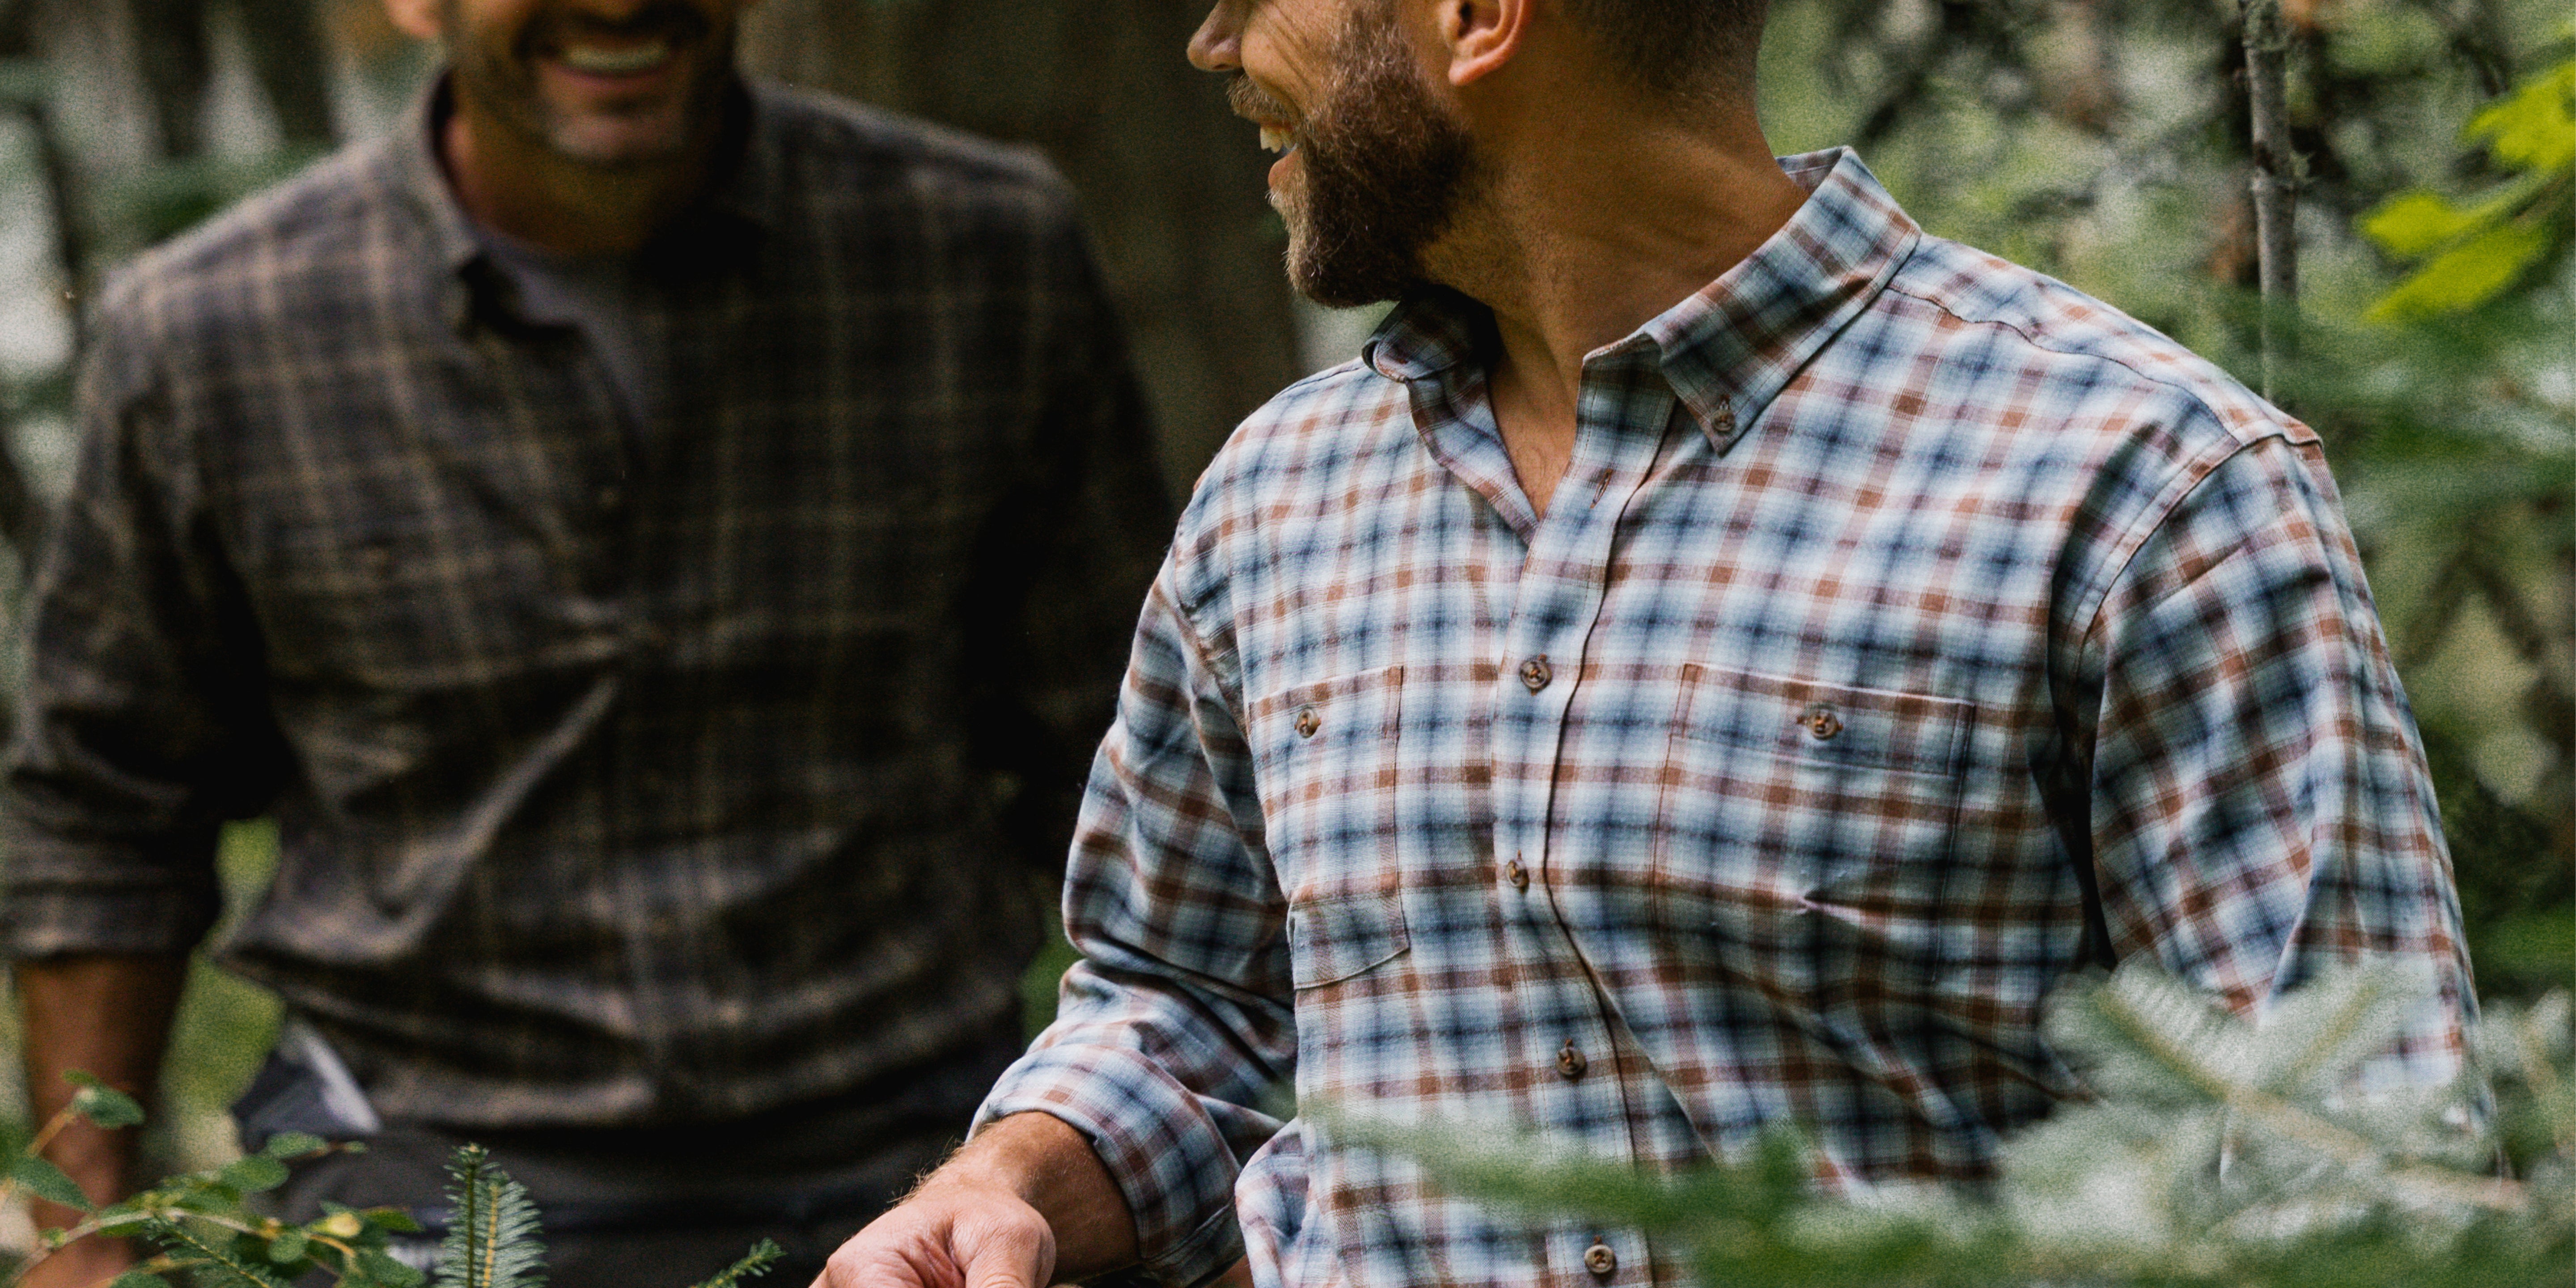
[0,0,2562,1231]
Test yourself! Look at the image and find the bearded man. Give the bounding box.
[2,1,1169,1284]
[815,0,2474,1283]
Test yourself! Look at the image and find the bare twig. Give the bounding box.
[2240,0,2300,403]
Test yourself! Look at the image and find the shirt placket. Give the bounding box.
[1485,342,1675,1286]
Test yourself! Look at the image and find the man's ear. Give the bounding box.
[381,0,441,41]
[1432,0,1531,86]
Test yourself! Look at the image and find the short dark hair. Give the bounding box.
[1560,0,1770,99]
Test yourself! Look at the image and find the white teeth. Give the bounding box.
[558,41,672,74]
[1260,124,1294,153]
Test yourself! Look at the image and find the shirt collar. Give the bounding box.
[383,73,775,331]
[1361,147,1920,454]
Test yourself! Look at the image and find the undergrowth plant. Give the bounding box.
[1337,962,2576,1288]
[0,1102,780,1288]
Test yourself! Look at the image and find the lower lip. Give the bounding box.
[1268,148,1298,188]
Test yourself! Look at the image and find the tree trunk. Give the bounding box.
[740,0,1305,492]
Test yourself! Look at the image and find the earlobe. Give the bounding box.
[1440,0,1527,86]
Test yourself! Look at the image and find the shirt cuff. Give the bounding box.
[974,1042,1250,1286]
[0,842,221,958]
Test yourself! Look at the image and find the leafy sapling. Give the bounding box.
[0,1087,781,1288]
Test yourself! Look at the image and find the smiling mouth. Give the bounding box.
[553,40,675,75]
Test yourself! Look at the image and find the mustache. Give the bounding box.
[521,1,713,50]
[1227,73,1295,123]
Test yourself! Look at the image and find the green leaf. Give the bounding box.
[262,1131,328,1159]
[108,1272,170,1288]
[356,1246,431,1288]
[432,1145,547,1288]
[13,1156,95,1211]
[219,1155,291,1194]
[2466,62,2576,174]
[2368,221,2555,320]
[362,1206,426,1233]
[268,1230,311,1263]
[687,1239,783,1288]
[70,1084,147,1131]
[2363,191,2482,258]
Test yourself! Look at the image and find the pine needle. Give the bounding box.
[432,1146,546,1288]
[144,1217,293,1288]
[687,1239,783,1288]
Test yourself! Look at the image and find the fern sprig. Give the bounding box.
[432,1145,545,1288]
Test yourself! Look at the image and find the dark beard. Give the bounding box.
[1282,3,1479,307]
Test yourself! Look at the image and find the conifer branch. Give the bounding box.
[433,1146,546,1288]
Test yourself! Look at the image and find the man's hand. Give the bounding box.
[814,1113,1136,1288]
[814,1177,1057,1288]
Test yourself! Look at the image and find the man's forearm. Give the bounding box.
[923,1112,1140,1279]
[817,1110,1141,1288]
[16,953,187,1215]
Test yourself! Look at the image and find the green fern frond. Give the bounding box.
[432,1145,547,1288]
[2252,961,2426,1097]
[687,1239,783,1288]
[144,1217,293,1288]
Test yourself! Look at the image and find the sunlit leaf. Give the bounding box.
[2467,63,2576,173]
[2367,221,2553,320]
[2363,191,2482,257]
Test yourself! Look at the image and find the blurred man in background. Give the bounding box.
[3,0,1170,1284]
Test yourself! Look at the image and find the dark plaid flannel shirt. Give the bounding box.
[1,81,1172,1130]
[976,150,2473,1288]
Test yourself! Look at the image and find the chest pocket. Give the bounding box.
[1653,664,1973,972]
[1248,665,1409,988]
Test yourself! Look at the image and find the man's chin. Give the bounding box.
[530,96,708,168]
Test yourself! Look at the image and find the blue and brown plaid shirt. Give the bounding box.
[977,149,2472,1288]
[2,82,1171,1135]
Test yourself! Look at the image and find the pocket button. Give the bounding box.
[1294,707,1320,738]
[1802,707,1843,740]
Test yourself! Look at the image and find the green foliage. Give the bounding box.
[0,1083,773,1288]
[1349,962,2574,1288]
[2363,46,2575,320]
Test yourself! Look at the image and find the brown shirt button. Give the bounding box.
[1802,707,1842,740]
[1556,1040,1588,1080]
[1519,655,1552,693]
[1294,707,1320,738]
[1583,1242,1616,1276]
[1504,857,1529,890]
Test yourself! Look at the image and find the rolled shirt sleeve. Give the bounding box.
[975,566,1293,1286]
[3,292,287,959]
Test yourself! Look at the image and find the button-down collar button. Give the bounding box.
[1519,655,1553,693]
[1294,707,1321,738]
[1803,707,1843,740]
[1583,1242,1617,1276]
[1504,857,1529,890]
[1556,1040,1588,1080]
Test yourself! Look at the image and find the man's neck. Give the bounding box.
[1430,98,1808,514]
[440,97,726,258]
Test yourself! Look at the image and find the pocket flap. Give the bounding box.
[1288,887,1410,988]
[1679,665,1972,778]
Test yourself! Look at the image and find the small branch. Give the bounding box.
[2240,0,2300,403]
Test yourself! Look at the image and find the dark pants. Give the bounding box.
[268,1122,956,1288]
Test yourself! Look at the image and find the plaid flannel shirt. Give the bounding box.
[3,81,1171,1131]
[976,150,2472,1288]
